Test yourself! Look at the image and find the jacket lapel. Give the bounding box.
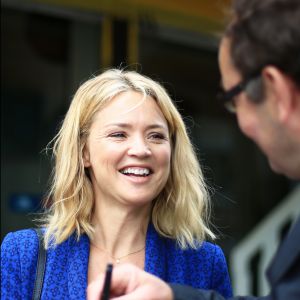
[144,222,168,279]
[67,234,90,299]
[267,217,300,284]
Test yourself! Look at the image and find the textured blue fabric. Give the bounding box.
[1,223,232,299]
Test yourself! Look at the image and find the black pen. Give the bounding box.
[101,263,113,300]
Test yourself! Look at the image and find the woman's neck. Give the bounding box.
[91,200,151,258]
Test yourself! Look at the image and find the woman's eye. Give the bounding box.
[149,133,166,140]
[109,132,126,138]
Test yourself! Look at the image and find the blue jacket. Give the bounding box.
[1,223,232,299]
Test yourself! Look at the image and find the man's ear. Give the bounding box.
[82,145,91,167]
[262,66,294,123]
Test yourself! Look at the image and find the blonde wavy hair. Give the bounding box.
[42,69,215,249]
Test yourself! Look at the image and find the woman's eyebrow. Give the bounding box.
[103,122,131,129]
[104,123,168,130]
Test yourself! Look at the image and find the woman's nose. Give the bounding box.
[127,139,151,157]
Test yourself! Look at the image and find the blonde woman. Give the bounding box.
[1,69,232,299]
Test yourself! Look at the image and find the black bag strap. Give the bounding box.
[32,228,47,300]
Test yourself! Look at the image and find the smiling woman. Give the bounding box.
[1,69,232,299]
[82,90,171,211]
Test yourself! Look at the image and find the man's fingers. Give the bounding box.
[87,273,105,300]
[110,264,140,295]
[111,288,147,300]
[87,264,141,299]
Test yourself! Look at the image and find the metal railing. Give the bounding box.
[230,185,300,296]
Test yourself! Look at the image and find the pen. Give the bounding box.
[101,263,113,300]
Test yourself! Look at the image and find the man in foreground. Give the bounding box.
[87,0,300,299]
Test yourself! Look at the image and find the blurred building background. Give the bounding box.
[1,0,299,296]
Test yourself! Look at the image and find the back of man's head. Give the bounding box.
[225,0,300,92]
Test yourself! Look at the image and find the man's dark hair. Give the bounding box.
[225,0,300,91]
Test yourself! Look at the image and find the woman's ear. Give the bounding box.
[262,66,294,123]
[82,146,91,167]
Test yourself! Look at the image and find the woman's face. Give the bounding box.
[83,90,171,207]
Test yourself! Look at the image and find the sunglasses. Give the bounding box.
[218,73,261,113]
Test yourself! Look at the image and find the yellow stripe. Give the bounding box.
[101,16,113,69]
[30,0,231,35]
[127,17,139,66]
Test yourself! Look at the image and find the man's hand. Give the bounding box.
[87,263,173,300]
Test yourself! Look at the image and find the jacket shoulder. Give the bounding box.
[200,241,228,264]
[164,239,225,262]
[1,228,40,298]
[1,228,39,252]
[1,228,40,274]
